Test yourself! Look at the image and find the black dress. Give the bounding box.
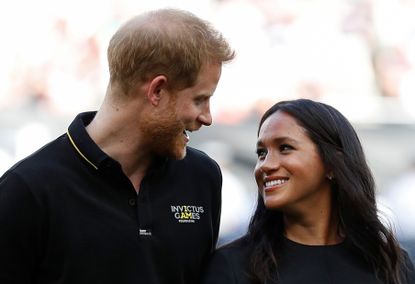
[202,237,415,284]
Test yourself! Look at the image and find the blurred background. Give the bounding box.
[1,0,414,260]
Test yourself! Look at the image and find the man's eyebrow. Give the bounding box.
[196,93,213,98]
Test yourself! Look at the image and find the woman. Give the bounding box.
[202,99,415,284]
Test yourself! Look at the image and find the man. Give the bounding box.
[0,9,234,284]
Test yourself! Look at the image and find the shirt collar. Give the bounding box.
[67,111,117,171]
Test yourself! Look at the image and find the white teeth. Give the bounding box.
[265,179,287,187]
[183,131,189,139]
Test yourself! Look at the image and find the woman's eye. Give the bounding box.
[256,148,267,158]
[280,144,293,152]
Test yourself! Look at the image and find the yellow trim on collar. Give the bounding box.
[66,130,98,170]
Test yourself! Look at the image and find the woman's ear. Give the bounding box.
[146,75,168,106]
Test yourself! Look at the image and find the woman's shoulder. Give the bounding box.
[208,236,251,270]
[202,236,252,284]
[216,236,250,257]
[401,249,415,283]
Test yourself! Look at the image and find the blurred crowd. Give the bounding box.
[1,0,415,120]
[1,0,415,257]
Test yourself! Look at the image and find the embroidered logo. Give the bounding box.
[170,205,204,223]
[138,229,152,236]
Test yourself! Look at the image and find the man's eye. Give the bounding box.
[194,97,207,106]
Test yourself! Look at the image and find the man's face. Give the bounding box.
[143,63,222,159]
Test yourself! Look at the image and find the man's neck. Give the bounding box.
[86,104,153,192]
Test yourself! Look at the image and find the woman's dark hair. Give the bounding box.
[246,99,405,284]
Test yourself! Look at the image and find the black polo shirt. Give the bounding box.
[0,112,222,284]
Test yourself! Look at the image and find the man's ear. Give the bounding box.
[146,75,168,106]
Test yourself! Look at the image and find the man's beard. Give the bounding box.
[140,106,187,160]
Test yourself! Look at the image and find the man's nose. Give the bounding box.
[198,104,212,126]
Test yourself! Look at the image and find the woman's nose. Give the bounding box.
[259,152,280,174]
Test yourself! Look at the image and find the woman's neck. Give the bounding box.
[283,207,344,246]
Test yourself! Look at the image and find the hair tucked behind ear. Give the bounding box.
[246,99,406,284]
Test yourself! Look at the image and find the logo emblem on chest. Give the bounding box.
[170,205,205,223]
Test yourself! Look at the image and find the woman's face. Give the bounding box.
[254,110,331,214]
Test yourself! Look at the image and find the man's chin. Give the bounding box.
[172,147,187,160]
[159,145,187,160]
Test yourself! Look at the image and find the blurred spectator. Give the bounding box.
[372,46,410,98]
[379,155,415,261]
[14,122,52,161]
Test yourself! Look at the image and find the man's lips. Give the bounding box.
[183,130,190,142]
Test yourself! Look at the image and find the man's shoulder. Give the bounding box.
[4,134,68,178]
[180,146,221,171]
[0,134,70,198]
[186,146,216,161]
